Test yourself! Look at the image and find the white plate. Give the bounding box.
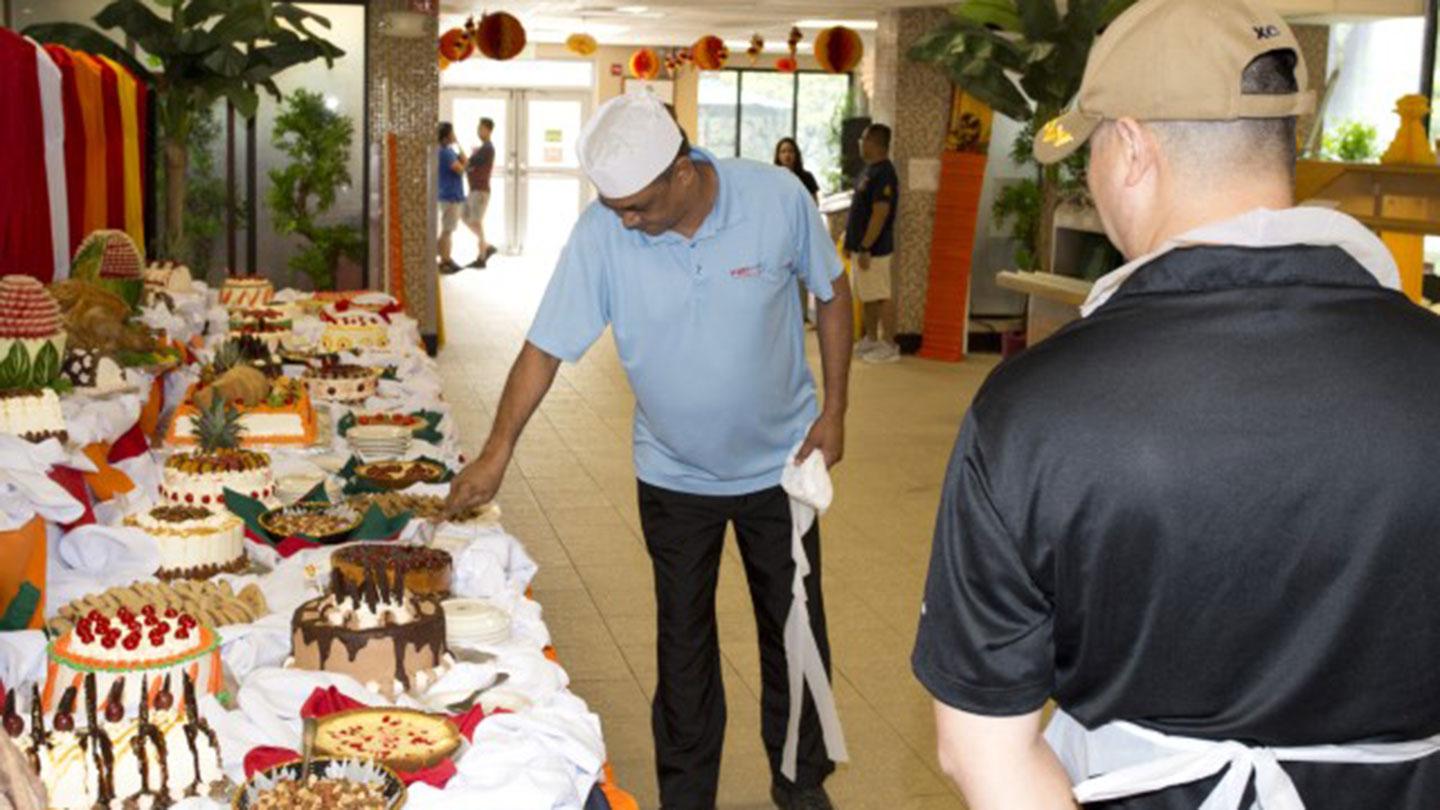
[348,423,411,441]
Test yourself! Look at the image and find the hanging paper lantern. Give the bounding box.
[438,27,473,62]
[813,26,863,74]
[775,56,798,73]
[786,25,803,57]
[692,35,728,70]
[439,53,452,71]
[746,33,764,65]
[566,32,598,56]
[628,47,660,80]
[475,11,526,60]
[663,50,679,78]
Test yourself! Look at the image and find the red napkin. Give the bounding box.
[106,422,150,464]
[243,529,321,559]
[242,686,507,787]
[46,466,95,531]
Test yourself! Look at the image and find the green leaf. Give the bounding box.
[224,84,260,118]
[1014,0,1062,38]
[0,342,32,390]
[947,66,1033,121]
[22,22,156,82]
[210,6,272,44]
[953,0,1022,32]
[184,0,235,26]
[202,44,248,77]
[30,341,61,388]
[274,3,332,31]
[907,21,966,63]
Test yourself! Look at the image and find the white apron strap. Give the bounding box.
[1046,708,1440,810]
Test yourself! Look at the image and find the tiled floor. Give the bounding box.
[435,250,996,809]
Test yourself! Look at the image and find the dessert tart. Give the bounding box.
[220,274,275,309]
[353,459,446,491]
[313,707,461,772]
[6,672,224,810]
[259,502,362,544]
[346,492,495,524]
[42,604,221,712]
[0,389,66,443]
[124,505,247,580]
[350,412,425,433]
[332,544,453,598]
[161,399,276,506]
[302,363,381,404]
[290,567,453,699]
[48,579,268,635]
[236,759,403,810]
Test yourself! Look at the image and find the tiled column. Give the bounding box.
[367,3,440,344]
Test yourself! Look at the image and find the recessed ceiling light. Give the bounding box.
[795,19,878,30]
[616,5,649,12]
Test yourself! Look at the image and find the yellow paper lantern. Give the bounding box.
[566,33,598,56]
[439,53,451,71]
[813,26,863,74]
[438,27,473,62]
[475,11,526,60]
[628,47,660,80]
[692,35,728,71]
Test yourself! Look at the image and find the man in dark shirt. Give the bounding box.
[843,124,900,363]
[463,117,498,268]
[912,0,1440,808]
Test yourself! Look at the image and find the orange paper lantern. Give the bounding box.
[438,53,451,71]
[692,35,728,70]
[629,47,660,80]
[438,27,473,62]
[775,55,798,73]
[475,11,526,60]
[814,26,863,73]
[566,33,598,56]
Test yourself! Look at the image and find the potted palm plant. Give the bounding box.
[26,0,343,258]
[908,0,1135,271]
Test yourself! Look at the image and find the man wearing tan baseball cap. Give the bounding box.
[913,0,1440,808]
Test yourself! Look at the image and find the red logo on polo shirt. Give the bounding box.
[730,265,762,279]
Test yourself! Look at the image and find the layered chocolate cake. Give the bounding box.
[290,565,452,699]
[331,544,453,598]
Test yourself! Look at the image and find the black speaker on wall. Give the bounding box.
[839,116,871,190]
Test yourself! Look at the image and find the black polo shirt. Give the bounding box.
[843,159,898,257]
[913,244,1440,808]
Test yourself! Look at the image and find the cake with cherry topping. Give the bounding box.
[290,565,452,699]
[161,398,276,506]
[220,274,275,309]
[302,361,381,404]
[314,706,461,771]
[42,603,221,713]
[124,504,246,580]
[320,303,390,353]
[7,672,224,809]
[332,544,453,598]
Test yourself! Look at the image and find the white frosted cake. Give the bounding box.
[43,606,222,712]
[161,448,275,506]
[124,505,246,580]
[321,305,390,353]
[302,364,381,404]
[0,389,66,443]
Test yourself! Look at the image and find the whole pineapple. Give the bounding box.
[191,396,246,453]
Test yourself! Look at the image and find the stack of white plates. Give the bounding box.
[443,598,512,647]
[347,423,411,461]
[275,472,329,505]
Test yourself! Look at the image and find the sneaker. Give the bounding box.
[439,259,464,275]
[771,782,833,810]
[855,337,880,357]
[860,342,901,364]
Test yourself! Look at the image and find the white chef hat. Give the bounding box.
[577,91,684,199]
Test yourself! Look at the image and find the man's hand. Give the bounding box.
[856,251,871,271]
[795,409,844,468]
[443,450,508,519]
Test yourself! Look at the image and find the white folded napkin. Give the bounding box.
[0,630,47,688]
[0,435,86,531]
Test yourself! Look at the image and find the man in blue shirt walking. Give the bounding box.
[437,121,468,274]
[445,93,853,810]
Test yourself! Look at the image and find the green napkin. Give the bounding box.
[336,410,444,444]
[339,455,454,495]
[223,487,411,543]
[0,582,40,632]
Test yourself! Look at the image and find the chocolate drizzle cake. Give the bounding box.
[290,563,452,699]
[4,672,225,809]
[332,545,453,598]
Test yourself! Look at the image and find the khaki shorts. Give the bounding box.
[439,201,464,233]
[464,190,490,225]
[853,253,893,303]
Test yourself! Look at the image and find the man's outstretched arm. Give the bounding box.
[934,703,1076,810]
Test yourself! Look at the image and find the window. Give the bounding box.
[696,69,853,194]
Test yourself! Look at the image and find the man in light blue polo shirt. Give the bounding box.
[445,93,853,810]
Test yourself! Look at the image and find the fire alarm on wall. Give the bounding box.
[610,63,623,76]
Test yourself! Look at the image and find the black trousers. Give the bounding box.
[637,480,835,810]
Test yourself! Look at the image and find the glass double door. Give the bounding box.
[441,89,589,258]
